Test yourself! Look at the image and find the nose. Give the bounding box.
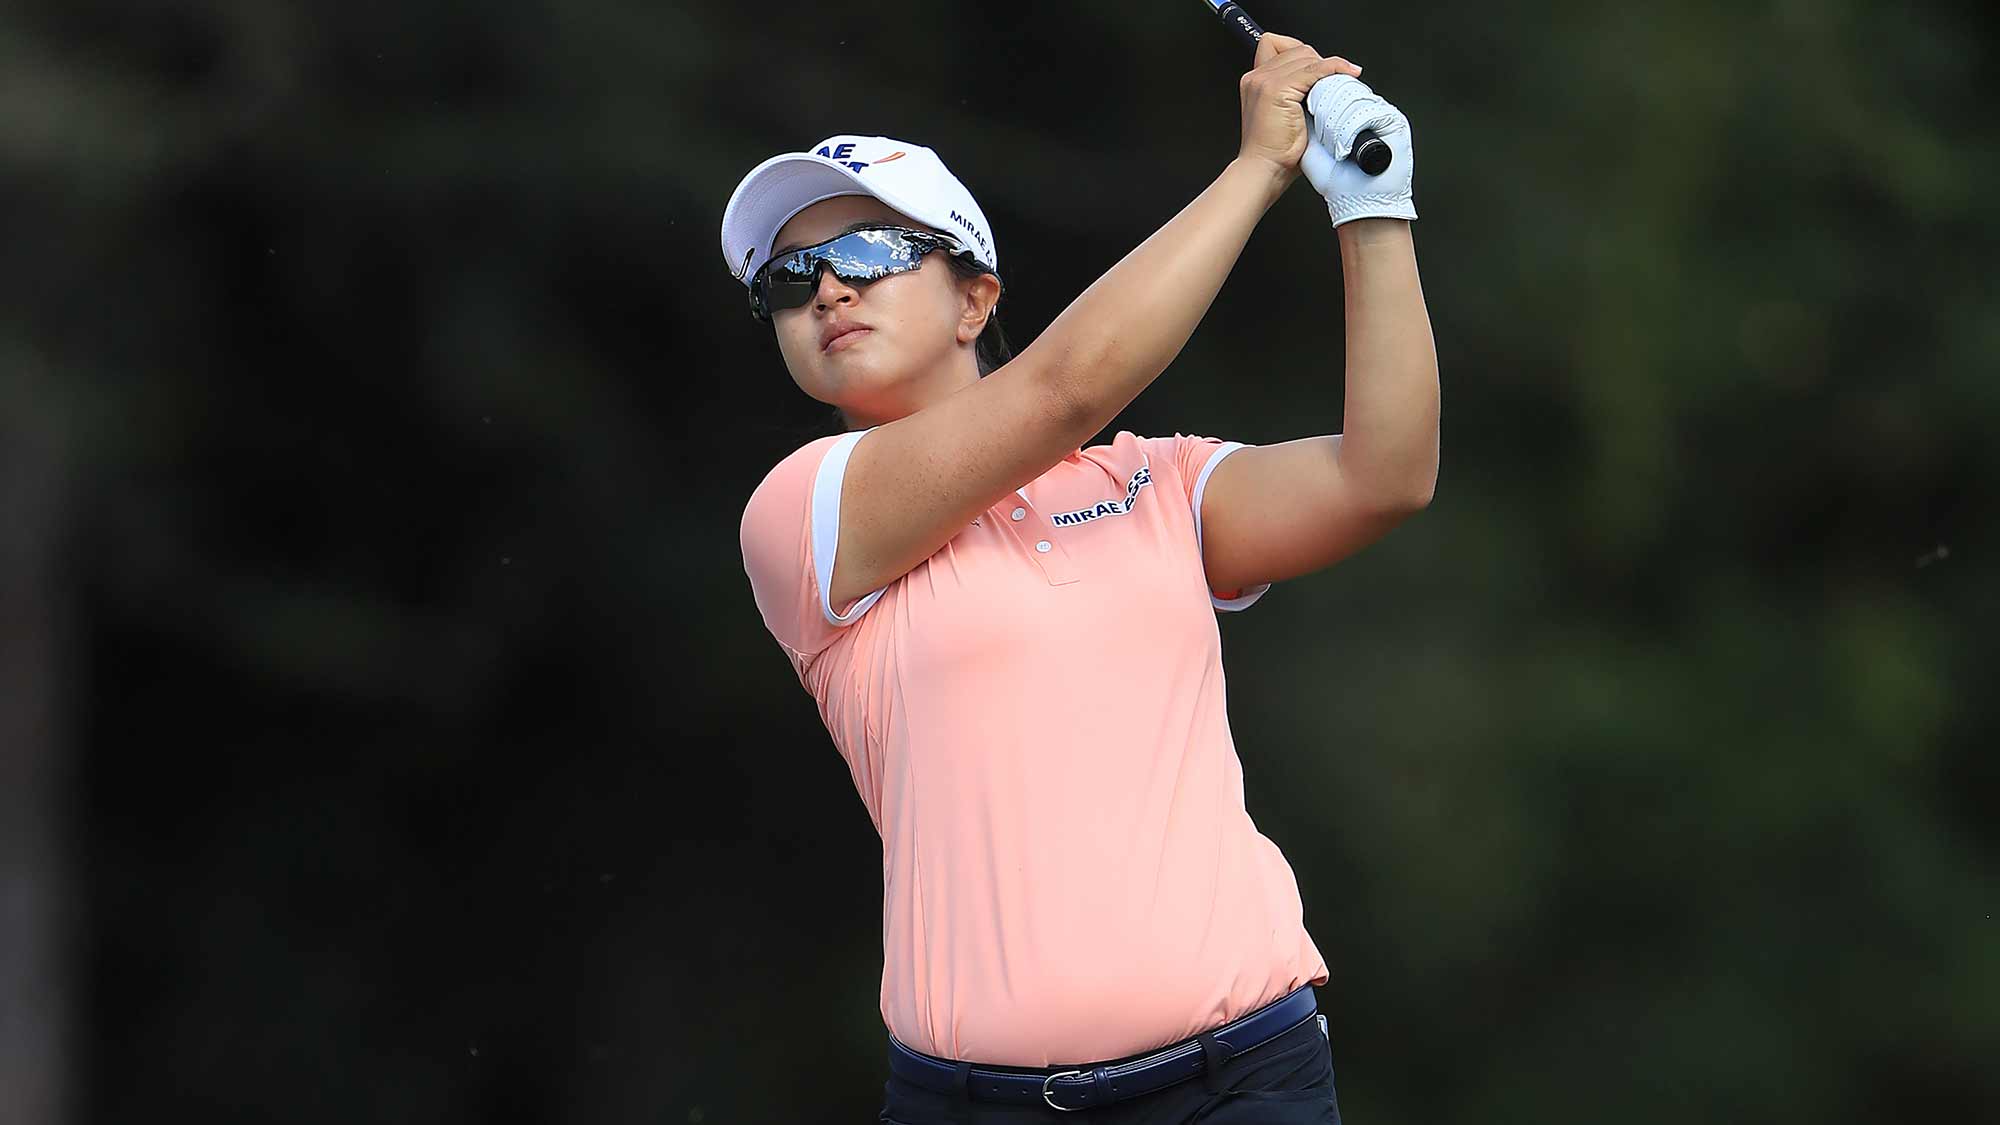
[812,262,860,310]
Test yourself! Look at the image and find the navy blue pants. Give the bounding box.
[879,1012,1342,1124]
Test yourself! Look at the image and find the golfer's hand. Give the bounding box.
[1301,74,1418,226]
[1236,34,1363,186]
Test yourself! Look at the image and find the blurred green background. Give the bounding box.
[2,0,1994,1122]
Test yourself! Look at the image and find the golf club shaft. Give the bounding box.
[1203,0,1393,176]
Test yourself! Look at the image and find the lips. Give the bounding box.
[820,322,871,352]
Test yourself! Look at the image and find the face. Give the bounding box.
[766,195,998,427]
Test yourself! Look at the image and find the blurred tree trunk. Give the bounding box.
[0,353,68,1125]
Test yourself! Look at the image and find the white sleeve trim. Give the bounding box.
[811,428,888,628]
[1191,440,1273,613]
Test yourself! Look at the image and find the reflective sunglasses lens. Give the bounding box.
[763,263,819,313]
[757,228,937,315]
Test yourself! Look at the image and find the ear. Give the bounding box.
[955,273,1003,345]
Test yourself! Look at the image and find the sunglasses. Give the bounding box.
[748,224,997,322]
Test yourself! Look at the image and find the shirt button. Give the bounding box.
[1011,507,1026,521]
[1035,540,1052,553]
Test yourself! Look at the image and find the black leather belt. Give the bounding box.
[885,984,1319,1112]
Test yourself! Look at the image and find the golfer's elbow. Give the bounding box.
[1403,460,1439,511]
[1343,444,1438,516]
[1395,478,1436,514]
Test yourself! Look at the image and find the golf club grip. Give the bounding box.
[1209,1,1393,176]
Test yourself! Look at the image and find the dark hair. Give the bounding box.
[825,251,1011,434]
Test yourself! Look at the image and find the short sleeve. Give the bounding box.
[739,428,889,658]
[1138,432,1274,612]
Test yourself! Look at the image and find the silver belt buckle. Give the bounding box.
[1041,1069,1089,1112]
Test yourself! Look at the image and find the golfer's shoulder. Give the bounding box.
[742,433,847,545]
[1109,429,1216,477]
[1078,429,1159,459]
[748,433,846,503]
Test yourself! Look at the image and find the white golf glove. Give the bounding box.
[1300,74,1417,227]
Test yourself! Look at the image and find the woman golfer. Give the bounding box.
[726,31,1437,1125]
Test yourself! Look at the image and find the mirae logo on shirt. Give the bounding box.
[1049,464,1151,528]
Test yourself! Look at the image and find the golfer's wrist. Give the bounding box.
[1335,216,1411,248]
[1224,155,1295,210]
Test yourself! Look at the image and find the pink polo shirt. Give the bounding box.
[739,427,1329,1067]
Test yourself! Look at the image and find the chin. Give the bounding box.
[824,363,911,406]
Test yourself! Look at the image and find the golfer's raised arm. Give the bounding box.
[827,46,1356,609]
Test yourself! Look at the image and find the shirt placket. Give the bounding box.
[1002,487,1078,586]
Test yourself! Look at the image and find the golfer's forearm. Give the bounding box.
[1023,158,1287,430]
[1334,218,1439,507]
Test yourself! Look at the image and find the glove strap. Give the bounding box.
[1329,192,1418,228]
